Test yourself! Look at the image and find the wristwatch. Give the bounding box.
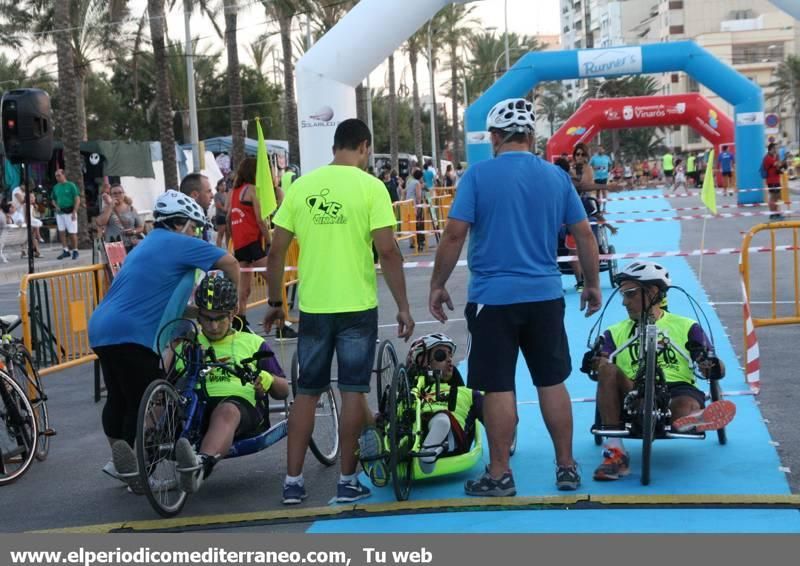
[267,300,283,308]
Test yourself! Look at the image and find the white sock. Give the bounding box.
[421,413,452,464]
[604,437,623,451]
[284,474,303,486]
[339,473,357,484]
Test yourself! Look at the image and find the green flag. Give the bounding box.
[255,119,277,219]
[701,149,717,215]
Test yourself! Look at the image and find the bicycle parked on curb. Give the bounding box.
[0,314,54,485]
[132,319,339,517]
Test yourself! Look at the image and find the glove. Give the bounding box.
[685,341,722,380]
[257,370,274,394]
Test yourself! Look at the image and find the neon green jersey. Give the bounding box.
[606,312,698,386]
[662,153,674,170]
[281,171,296,192]
[686,155,696,173]
[178,331,274,406]
[273,164,396,313]
[415,380,477,429]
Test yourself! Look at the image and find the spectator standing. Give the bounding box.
[263,118,414,505]
[661,149,674,190]
[212,179,229,248]
[422,161,435,190]
[179,173,213,241]
[380,168,400,203]
[429,98,602,496]
[763,143,786,220]
[51,169,80,260]
[718,145,735,196]
[673,158,687,193]
[407,169,427,251]
[95,184,144,252]
[589,145,611,210]
[443,164,456,187]
[686,153,697,187]
[455,162,465,187]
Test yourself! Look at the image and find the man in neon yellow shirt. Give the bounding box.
[585,262,735,481]
[264,118,414,505]
[662,150,674,189]
[174,274,289,493]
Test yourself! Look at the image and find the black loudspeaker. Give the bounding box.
[1,88,53,163]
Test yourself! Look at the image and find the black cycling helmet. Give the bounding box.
[195,274,238,312]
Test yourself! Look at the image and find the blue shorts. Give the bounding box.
[296,308,378,394]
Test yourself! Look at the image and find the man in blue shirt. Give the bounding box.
[718,145,735,196]
[589,146,612,211]
[429,98,602,496]
[422,161,436,189]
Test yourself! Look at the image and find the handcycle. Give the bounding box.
[584,284,728,486]
[132,319,339,517]
[0,314,54,485]
[558,196,619,289]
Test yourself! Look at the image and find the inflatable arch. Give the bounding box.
[546,94,734,163]
[466,42,765,204]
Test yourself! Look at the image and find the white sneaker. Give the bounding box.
[175,437,204,494]
[127,476,178,495]
[102,460,126,483]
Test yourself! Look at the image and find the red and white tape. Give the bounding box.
[603,202,772,216]
[605,187,767,202]
[739,255,761,393]
[597,210,795,225]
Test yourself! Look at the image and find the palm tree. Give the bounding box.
[223,0,245,169]
[148,0,179,189]
[537,82,565,136]
[465,32,542,102]
[247,35,277,84]
[53,0,89,245]
[768,55,800,143]
[437,4,476,164]
[387,54,398,172]
[403,29,426,168]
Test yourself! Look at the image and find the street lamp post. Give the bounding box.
[184,0,200,172]
[427,21,437,171]
[504,0,510,72]
[493,47,525,78]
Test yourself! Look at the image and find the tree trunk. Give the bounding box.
[355,83,368,123]
[278,14,300,168]
[225,0,245,171]
[75,72,88,141]
[409,45,423,169]
[181,112,192,145]
[388,55,399,172]
[449,41,460,165]
[148,0,178,189]
[55,0,90,247]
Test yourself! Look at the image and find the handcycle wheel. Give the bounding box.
[710,379,727,445]
[15,348,50,461]
[640,328,659,486]
[375,340,398,408]
[389,365,414,501]
[0,372,37,486]
[136,379,187,517]
[607,244,619,288]
[290,350,340,466]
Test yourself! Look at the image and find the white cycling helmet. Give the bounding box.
[486,98,536,133]
[615,261,672,291]
[154,189,210,228]
[406,333,457,366]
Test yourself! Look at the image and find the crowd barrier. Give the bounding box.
[247,238,299,323]
[19,265,106,400]
[739,220,800,390]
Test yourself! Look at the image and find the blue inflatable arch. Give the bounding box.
[465,41,765,204]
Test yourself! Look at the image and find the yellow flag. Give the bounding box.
[701,149,717,215]
[255,119,277,219]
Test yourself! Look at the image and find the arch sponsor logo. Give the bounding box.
[301,105,338,129]
[467,131,492,144]
[578,47,642,78]
[567,126,587,136]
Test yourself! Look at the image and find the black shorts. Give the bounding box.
[668,383,705,407]
[663,169,674,178]
[214,214,227,228]
[768,183,781,194]
[722,171,733,178]
[201,396,263,438]
[234,240,267,263]
[594,179,608,185]
[464,299,571,392]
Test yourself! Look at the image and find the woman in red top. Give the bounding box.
[763,143,786,220]
[227,158,271,323]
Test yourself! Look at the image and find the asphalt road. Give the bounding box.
[0,188,798,532]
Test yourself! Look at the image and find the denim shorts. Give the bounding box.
[297,308,378,394]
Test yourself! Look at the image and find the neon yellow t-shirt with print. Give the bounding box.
[273,164,396,313]
[189,331,275,407]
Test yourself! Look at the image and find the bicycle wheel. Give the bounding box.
[640,326,658,486]
[607,245,619,288]
[0,372,37,486]
[389,365,414,501]
[290,351,340,466]
[710,379,727,445]
[375,340,398,408]
[14,347,50,461]
[136,379,187,517]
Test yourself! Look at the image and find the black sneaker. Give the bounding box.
[282,482,307,505]
[464,467,516,497]
[556,464,581,491]
[56,250,70,260]
[275,324,298,342]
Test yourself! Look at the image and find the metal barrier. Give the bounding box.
[247,238,299,323]
[19,264,106,398]
[740,220,800,382]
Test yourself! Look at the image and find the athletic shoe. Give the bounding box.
[282,482,307,505]
[556,463,581,491]
[175,437,204,494]
[358,427,388,487]
[275,324,298,342]
[56,250,70,260]
[593,447,630,481]
[672,400,736,433]
[127,476,178,495]
[111,440,145,495]
[336,478,372,503]
[72,250,79,260]
[101,460,125,483]
[575,280,584,292]
[464,467,516,497]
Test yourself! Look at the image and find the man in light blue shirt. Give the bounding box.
[589,146,612,211]
[718,145,735,197]
[422,161,436,189]
[429,98,601,496]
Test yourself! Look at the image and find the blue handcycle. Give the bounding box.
[134,319,339,517]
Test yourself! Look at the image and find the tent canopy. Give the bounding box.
[183,137,289,159]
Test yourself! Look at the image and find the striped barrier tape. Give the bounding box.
[605,188,767,202]
[602,202,775,216]
[239,244,800,272]
[595,209,796,225]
